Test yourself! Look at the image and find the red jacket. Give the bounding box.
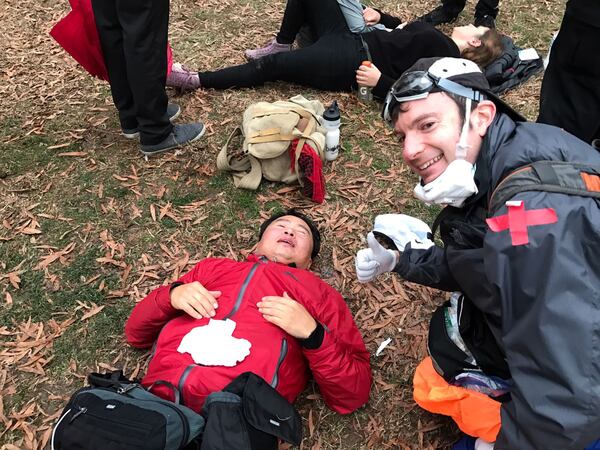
[125,254,372,414]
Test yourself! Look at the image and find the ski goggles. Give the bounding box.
[382,70,486,126]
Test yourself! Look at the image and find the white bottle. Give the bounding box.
[322,101,341,161]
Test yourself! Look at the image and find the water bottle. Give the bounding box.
[357,61,374,102]
[322,101,341,161]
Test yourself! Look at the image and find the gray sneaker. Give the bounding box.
[140,122,205,156]
[122,103,182,139]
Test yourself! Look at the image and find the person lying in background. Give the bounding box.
[166,0,502,99]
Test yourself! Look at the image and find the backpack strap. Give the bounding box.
[148,380,182,405]
[489,160,600,215]
[217,127,263,190]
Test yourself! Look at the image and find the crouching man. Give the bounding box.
[126,209,371,417]
[355,57,600,449]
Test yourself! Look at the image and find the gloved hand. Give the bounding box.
[474,438,494,450]
[355,232,398,283]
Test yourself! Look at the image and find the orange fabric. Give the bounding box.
[581,172,600,192]
[413,357,501,442]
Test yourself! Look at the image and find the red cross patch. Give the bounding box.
[486,200,558,246]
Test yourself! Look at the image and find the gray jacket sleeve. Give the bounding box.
[484,191,600,449]
[394,242,461,292]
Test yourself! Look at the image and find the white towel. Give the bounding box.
[177,319,251,367]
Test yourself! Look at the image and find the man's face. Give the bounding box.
[393,92,481,184]
[255,215,313,269]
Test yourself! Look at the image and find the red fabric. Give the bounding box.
[290,139,326,203]
[486,201,557,245]
[50,0,173,81]
[125,254,371,414]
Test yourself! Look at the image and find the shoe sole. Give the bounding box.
[140,125,206,157]
[121,107,181,140]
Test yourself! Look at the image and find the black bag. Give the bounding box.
[200,372,302,450]
[51,371,205,450]
[428,294,511,383]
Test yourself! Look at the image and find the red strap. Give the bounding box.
[486,201,557,246]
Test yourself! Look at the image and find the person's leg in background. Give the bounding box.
[473,0,499,27]
[201,33,363,91]
[92,0,204,154]
[245,0,349,60]
[538,12,600,145]
[115,0,172,146]
[417,0,465,26]
[91,0,142,136]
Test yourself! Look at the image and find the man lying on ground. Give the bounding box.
[126,209,372,414]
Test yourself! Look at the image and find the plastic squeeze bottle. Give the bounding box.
[358,61,374,102]
[323,101,341,161]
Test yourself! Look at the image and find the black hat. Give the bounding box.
[383,57,525,124]
[259,209,321,259]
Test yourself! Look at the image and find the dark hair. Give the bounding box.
[259,209,321,259]
[461,29,503,69]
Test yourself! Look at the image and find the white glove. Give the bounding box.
[413,159,478,207]
[475,438,494,450]
[373,214,434,252]
[355,232,398,283]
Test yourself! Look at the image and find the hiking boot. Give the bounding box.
[474,14,496,28]
[140,122,205,156]
[166,63,201,91]
[122,103,182,139]
[417,6,460,26]
[245,38,292,61]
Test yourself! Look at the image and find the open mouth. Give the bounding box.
[419,154,443,171]
[277,238,295,247]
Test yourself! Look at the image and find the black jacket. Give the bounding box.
[396,113,600,449]
[363,18,460,99]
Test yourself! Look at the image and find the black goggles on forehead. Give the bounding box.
[382,70,485,126]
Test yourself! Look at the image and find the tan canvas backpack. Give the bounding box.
[217,95,326,190]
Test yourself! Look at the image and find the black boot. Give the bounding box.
[474,14,496,28]
[417,6,460,26]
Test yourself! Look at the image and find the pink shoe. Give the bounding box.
[244,38,292,61]
[167,63,201,91]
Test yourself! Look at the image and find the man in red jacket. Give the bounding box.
[125,210,372,414]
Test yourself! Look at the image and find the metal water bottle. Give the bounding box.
[323,101,341,161]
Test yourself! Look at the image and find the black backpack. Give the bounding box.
[51,371,205,450]
[488,160,600,215]
[200,372,302,450]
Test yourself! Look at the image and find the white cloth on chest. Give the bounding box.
[177,319,251,367]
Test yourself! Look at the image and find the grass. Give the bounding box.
[0,0,565,448]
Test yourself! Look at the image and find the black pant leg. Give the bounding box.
[474,0,500,18]
[116,0,171,145]
[200,34,362,91]
[277,0,349,44]
[538,14,600,143]
[91,0,137,131]
[440,0,467,14]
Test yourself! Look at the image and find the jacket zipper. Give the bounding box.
[177,364,196,406]
[177,262,261,406]
[224,262,259,319]
[270,338,288,388]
